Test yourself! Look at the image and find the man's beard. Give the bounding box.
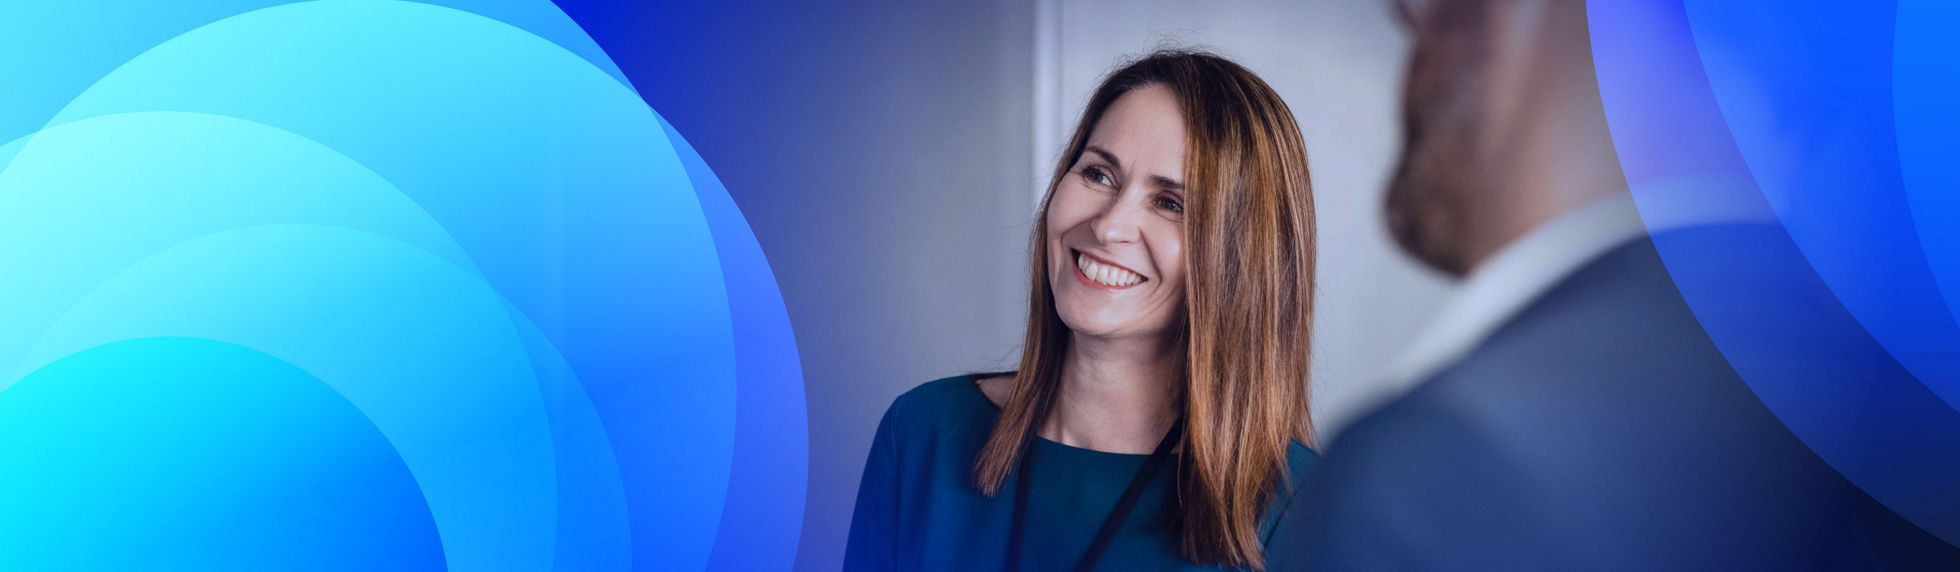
[1385,93,1486,277]
[1384,4,1494,277]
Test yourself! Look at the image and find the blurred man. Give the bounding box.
[1272,1,1959,569]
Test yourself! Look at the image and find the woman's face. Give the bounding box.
[1046,84,1189,341]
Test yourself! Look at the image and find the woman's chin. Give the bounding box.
[1057,313,1158,341]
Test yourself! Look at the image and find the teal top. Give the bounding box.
[844,376,1319,571]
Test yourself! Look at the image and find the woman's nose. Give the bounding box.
[1088,193,1144,244]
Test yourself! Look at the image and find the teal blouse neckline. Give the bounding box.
[960,374,1176,461]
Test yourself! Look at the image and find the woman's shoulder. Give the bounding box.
[874,374,1001,440]
[1259,441,1326,553]
[1267,439,1320,504]
[1284,439,1321,488]
[889,374,992,414]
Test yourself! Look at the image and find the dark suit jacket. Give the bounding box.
[1275,234,1958,571]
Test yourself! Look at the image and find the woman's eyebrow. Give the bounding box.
[1152,175,1185,192]
[1085,145,1123,171]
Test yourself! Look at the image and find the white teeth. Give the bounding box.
[1074,251,1144,287]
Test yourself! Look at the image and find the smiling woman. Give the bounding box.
[845,50,1319,571]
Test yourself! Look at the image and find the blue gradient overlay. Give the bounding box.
[1591,0,1960,547]
[8,0,1957,568]
[0,1,805,570]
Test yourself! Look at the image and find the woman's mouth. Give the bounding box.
[1073,250,1146,290]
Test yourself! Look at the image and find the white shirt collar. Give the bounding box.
[1377,191,1650,395]
[1332,175,1774,436]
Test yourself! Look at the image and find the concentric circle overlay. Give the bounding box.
[1590,0,1960,548]
[0,1,807,570]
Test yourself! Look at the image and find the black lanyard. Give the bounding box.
[1004,417,1185,572]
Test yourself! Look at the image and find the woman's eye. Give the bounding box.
[1156,196,1184,214]
[1080,166,1114,187]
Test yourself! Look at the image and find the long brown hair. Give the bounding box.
[972,50,1317,570]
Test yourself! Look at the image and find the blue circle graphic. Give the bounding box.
[1589,0,1960,547]
[0,1,808,569]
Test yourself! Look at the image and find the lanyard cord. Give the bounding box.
[1005,417,1186,572]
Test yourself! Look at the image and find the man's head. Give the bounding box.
[1384,0,1625,276]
